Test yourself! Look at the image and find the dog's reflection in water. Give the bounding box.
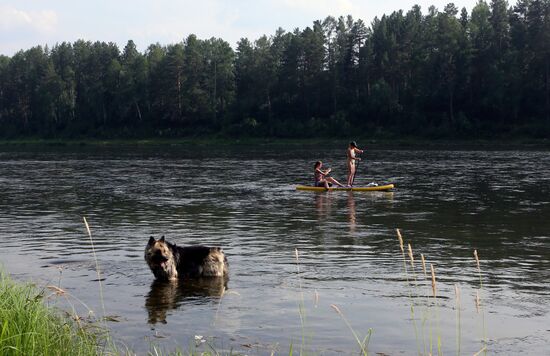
[145,277,228,324]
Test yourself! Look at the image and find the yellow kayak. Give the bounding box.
[296,184,395,192]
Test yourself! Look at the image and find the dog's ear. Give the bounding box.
[159,235,165,243]
[148,236,155,245]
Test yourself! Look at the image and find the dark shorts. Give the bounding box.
[315,181,332,187]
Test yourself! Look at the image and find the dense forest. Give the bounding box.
[0,0,549,139]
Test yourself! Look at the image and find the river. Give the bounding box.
[0,144,548,354]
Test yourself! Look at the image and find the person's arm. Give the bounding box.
[354,148,363,160]
[316,168,327,176]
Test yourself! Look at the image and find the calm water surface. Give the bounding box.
[0,144,549,355]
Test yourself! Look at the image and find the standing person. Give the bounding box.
[314,161,345,189]
[347,141,364,186]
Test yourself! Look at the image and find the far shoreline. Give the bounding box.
[0,136,549,150]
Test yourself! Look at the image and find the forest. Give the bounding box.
[0,0,548,139]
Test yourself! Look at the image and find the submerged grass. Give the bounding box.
[0,270,100,356]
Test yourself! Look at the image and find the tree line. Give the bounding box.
[0,0,549,139]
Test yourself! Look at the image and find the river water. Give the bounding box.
[0,144,548,355]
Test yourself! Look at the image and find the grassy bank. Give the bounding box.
[0,271,101,356]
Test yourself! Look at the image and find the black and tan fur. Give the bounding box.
[145,236,228,281]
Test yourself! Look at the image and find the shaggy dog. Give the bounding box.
[144,236,228,281]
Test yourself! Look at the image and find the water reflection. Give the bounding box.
[347,192,356,234]
[314,192,333,221]
[145,277,228,324]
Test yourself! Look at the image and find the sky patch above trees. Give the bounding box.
[0,0,480,56]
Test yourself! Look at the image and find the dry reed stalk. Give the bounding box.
[396,228,404,253]
[473,346,487,356]
[421,254,427,277]
[314,289,319,308]
[396,230,409,284]
[474,249,487,354]
[407,243,415,268]
[455,284,462,356]
[294,248,307,354]
[474,249,484,289]
[83,217,107,323]
[45,284,95,329]
[430,264,437,298]
[330,304,369,355]
[419,252,430,355]
[474,250,480,271]
[395,230,421,355]
[330,304,342,314]
[434,273,442,356]
[46,285,66,296]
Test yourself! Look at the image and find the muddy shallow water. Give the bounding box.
[0,144,548,354]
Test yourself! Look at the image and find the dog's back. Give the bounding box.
[174,245,228,278]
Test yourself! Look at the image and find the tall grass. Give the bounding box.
[396,229,423,355]
[473,250,487,355]
[0,270,100,356]
[330,304,372,356]
[396,229,489,356]
[293,248,373,355]
[294,248,307,354]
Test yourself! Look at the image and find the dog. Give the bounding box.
[144,236,228,281]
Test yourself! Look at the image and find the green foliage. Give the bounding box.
[0,0,549,139]
[0,271,100,356]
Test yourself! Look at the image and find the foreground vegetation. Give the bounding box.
[0,268,233,356]
[0,271,100,356]
[0,0,548,139]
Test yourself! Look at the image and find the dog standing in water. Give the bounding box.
[145,236,228,281]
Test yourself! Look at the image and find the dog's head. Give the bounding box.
[145,236,176,278]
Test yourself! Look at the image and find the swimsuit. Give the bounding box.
[314,169,324,184]
[314,169,332,187]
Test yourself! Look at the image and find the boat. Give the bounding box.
[295,183,395,192]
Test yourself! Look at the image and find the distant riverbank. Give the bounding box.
[1,137,549,149]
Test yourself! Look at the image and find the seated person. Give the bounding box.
[314,161,345,189]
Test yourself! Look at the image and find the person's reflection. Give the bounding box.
[347,192,356,234]
[315,192,333,220]
[145,277,228,324]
